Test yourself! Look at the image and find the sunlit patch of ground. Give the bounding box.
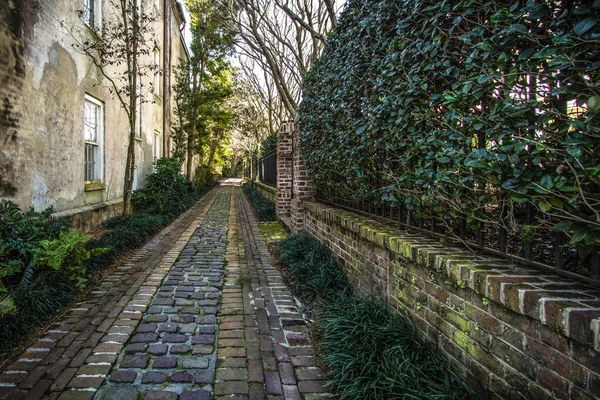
[259,221,288,244]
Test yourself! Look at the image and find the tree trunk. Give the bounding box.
[121,0,138,216]
[230,154,240,177]
[186,119,195,180]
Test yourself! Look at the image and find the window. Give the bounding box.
[84,95,104,184]
[84,0,102,30]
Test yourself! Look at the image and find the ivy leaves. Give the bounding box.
[300,0,600,247]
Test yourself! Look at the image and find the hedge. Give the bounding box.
[300,0,600,264]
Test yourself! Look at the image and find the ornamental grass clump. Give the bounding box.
[314,294,477,400]
[275,233,477,399]
[275,233,351,303]
[242,183,276,221]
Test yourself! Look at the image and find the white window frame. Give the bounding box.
[84,94,105,185]
[83,0,103,31]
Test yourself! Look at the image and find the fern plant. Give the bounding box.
[0,294,16,318]
[32,229,108,290]
[0,200,69,290]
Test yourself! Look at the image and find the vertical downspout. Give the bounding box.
[162,0,170,157]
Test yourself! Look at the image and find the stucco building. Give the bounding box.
[0,0,188,231]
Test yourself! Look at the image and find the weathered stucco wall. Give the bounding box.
[0,0,181,231]
[303,200,600,400]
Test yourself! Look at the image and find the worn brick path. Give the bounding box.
[0,182,331,399]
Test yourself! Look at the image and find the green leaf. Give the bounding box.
[532,47,557,59]
[477,74,498,84]
[567,146,582,158]
[554,220,573,230]
[548,198,564,210]
[540,175,553,189]
[518,48,535,61]
[569,230,586,244]
[538,200,551,212]
[588,96,600,113]
[574,18,597,35]
[509,193,528,203]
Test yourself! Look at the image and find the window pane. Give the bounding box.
[84,0,94,26]
[85,142,97,182]
[84,101,98,142]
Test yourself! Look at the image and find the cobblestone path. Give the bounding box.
[0,182,331,400]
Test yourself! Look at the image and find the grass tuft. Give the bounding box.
[275,233,351,303]
[315,294,476,399]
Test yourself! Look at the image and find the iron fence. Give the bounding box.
[257,151,277,187]
[316,188,600,286]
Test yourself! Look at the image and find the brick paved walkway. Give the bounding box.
[0,182,331,400]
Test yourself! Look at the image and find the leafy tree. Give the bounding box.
[71,0,159,215]
[176,0,237,179]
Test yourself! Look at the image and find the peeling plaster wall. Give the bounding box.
[0,0,173,223]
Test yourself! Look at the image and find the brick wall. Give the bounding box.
[302,201,600,400]
[245,179,276,203]
[290,120,315,231]
[276,122,293,225]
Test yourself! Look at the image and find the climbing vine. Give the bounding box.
[300,0,600,250]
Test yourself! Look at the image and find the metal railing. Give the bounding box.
[316,189,600,286]
[257,151,277,187]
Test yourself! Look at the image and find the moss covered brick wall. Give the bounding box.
[303,200,600,400]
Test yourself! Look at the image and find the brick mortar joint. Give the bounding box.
[302,200,600,350]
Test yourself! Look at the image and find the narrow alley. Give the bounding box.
[0,180,331,400]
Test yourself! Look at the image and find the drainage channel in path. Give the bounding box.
[95,187,231,399]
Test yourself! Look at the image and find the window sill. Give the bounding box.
[84,183,106,192]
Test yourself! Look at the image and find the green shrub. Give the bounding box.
[0,200,69,293]
[0,176,212,356]
[314,294,476,399]
[0,272,76,353]
[86,213,170,272]
[132,157,194,215]
[243,183,276,221]
[300,0,600,247]
[275,233,351,303]
[32,229,108,289]
[193,165,218,188]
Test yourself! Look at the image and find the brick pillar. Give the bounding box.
[276,122,294,226]
[290,120,315,232]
